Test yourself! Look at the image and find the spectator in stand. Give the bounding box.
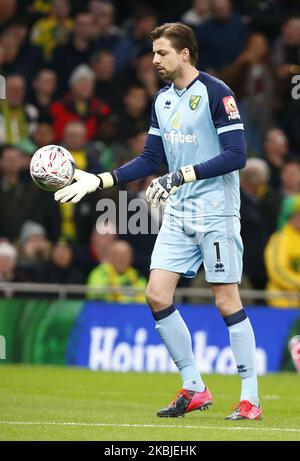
[240,158,281,290]
[62,121,102,173]
[51,12,96,96]
[272,16,300,113]
[195,0,248,72]
[0,241,18,282]
[89,0,121,52]
[280,160,300,198]
[29,68,57,117]
[93,115,129,172]
[181,0,211,26]
[0,145,41,241]
[30,0,73,61]
[0,74,38,144]
[16,220,51,281]
[272,16,300,152]
[264,195,300,308]
[0,0,17,35]
[221,33,275,157]
[50,64,111,142]
[90,49,122,110]
[115,83,150,142]
[34,238,84,284]
[31,116,55,149]
[15,138,37,180]
[114,6,158,72]
[74,221,117,279]
[86,240,146,303]
[0,20,45,81]
[132,49,162,99]
[263,128,291,189]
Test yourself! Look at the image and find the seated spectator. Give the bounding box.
[115,83,150,142]
[240,158,281,290]
[0,241,18,282]
[221,33,275,157]
[280,160,300,198]
[34,238,84,284]
[29,68,58,116]
[51,12,96,95]
[31,116,55,148]
[90,49,122,110]
[0,20,45,81]
[181,0,211,26]
[17,220,51,281]
[62,121,102,173]
[89,0,121,51]
[131,49,162,99]
[0,75,38,144]
[30,0,73,61]
[86,240,146,303]
[113,6,158,72]
[15,138,37,179]
[73,221,117,278]
[93,112,129,172]
[273,16,300,112]
[263,128,291,189]
[195,0,248,72]
[0,0,17,35]
[264,195,300,308]
[0,145,41,241]
[50,64,111,142]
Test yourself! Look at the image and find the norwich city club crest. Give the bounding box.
[189,95,201,110]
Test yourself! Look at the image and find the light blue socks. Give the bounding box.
[153,305,205,392]
[224,309,259,407]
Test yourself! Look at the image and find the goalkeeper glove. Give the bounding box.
[54,169,116,204]
[146,165,197,207]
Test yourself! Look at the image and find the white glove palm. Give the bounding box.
[54,169,114,204]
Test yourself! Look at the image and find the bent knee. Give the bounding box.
[215,295,242,317]
[145,285,173,311]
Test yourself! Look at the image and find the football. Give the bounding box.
[30,145,76,192]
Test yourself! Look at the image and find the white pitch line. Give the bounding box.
[0,421,300,433]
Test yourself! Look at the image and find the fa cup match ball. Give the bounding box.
[30,145,75,192]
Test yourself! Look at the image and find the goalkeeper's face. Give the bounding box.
[152,37,187,83]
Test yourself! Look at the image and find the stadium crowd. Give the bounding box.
[0,0,300,306]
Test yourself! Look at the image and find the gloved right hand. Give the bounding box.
[54,169,115,204]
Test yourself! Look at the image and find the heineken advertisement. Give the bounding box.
[0,299,299,373]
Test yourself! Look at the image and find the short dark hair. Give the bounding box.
[149,22,198,66]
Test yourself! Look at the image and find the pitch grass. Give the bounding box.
[0,365,299,441]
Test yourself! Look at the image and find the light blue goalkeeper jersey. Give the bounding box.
[148,72,244,218]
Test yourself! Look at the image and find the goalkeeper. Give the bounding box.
[55,23,261,421]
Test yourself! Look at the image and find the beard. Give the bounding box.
[159,66,183,83]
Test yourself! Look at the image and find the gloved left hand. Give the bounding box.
[146,165,197,207]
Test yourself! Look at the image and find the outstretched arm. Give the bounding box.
[54,134,165,204]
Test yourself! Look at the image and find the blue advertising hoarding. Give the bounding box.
[67,302,300,374]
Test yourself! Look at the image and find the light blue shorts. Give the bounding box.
[150,214,243,283]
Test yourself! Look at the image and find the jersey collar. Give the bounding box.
[173,71,200,97]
